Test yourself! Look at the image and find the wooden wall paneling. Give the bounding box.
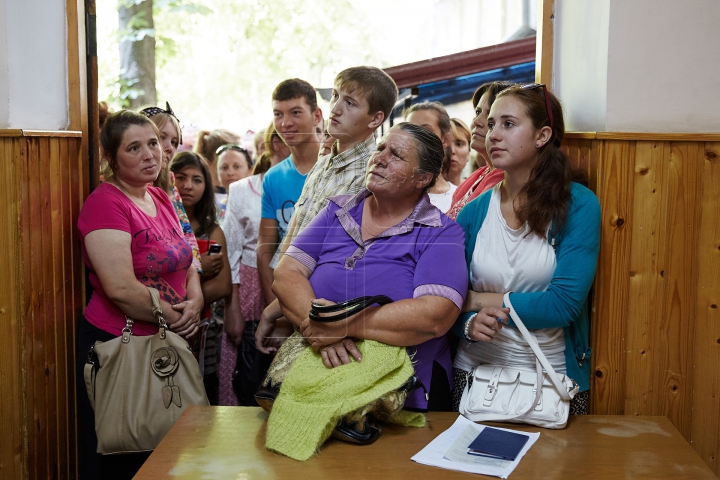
[590,140,635,414]
[50,137,69,479]
[0,132,84,478]
[63,138,80,480]
[66,137,81,480]
[39,137,56,479]
[22,137,42,479]
[623,141,670,416]
[658,142,703,440]
[563,138,600,192]
[690,142,720,473]
[535,0,555,87]
[0,138,25,479]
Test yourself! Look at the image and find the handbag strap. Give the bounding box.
[147,287,169,338]
[503,292,573,401]
[122,287,169,341]
[308,295,393,323]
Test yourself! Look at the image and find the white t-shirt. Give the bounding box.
[428,182,457,213]
[454,184,565,373]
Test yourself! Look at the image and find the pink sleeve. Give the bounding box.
[77,185,131,238]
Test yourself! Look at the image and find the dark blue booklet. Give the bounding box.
[467,427,530,461]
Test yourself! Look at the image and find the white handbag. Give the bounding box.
[458,293,579,429]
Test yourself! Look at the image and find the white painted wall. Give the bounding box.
[0,0,68,130]
[553,0,610,132]
[605,0,720,132]
[0,1,10,128]
[554,0,720,133]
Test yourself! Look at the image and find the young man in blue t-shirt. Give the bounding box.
[256,78,322,305]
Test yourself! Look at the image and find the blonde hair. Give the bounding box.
[253,121,284,175]
[145,112,181,193]
[449,118,471,144]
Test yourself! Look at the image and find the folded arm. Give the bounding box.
[84,229,183,326]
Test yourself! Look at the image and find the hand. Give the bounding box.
[299,298,349,349]
[200,251,223,278]
[318,338,362,369]
[255,303,293,354]
[170,297,203,339]
[466,307,509,342]
[225,318,244,346]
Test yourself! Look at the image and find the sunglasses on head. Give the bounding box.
[521,84,554,132]
[215,144,248,157]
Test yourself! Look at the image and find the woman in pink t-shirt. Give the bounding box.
[75,110,203,479]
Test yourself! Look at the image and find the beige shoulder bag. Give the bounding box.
[84,287,209,454]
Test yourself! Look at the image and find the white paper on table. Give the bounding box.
[411,415,540,478]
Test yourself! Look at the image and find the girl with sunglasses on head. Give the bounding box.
[170,152,232,405]
[450,84,600,415]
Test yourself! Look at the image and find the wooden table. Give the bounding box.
[135,407,716,479]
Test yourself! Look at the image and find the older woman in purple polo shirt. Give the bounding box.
[272,122,468,411]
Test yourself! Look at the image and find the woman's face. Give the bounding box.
[255,137,266,159]
[174,165,206,209]
[448,131,470,180]
[320,131,335,157]
[471,92,491,154]
[485,95,542,174]
[366,129,428,197]
[218,150,251,190]
[271,136,291,162]
[114,124,162,186]
[406,110,447,146]
[158,120,180,167]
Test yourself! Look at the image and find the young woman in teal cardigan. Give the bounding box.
[450,84,601,414]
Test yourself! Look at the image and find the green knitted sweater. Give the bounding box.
[266,339,425,461]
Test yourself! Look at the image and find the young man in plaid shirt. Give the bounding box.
[256,66,399,354]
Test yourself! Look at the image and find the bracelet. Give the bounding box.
[463,313,478,343]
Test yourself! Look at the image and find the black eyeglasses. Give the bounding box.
[215,143,248,156]
[521,84,554,132]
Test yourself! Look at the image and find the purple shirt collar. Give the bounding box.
[328,188,442,247]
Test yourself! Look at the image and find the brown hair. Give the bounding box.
[495,85,572,237]
[193,129,241,167]
[472,81,517,110]
[272,78,318,111]
[334,66,399,120]
[99,110,159,182]
[402,101,451,137]
[98,101,111,128]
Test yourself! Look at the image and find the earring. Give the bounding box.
[536,142,540,147]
